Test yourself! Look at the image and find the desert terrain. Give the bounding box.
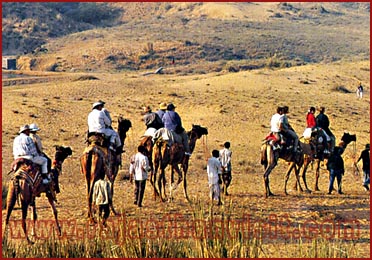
[2,60,370,257]
[1,2,370,258]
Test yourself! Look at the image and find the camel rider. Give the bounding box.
[13,125,50,184]
[270,106,283,150]
[316,106,335,152]
[88,101,121,152]
[143,105,164,130]
[156,102,168,121]
[29,123,52,172]
[279,106,299,154]
[162,103,192,156]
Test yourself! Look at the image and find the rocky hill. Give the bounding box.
[2,2,370,73]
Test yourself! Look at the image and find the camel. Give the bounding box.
[260,138,312,197]
[81,116,131,220]
[5,145,72,244]
[152,125,208,202]
[299,131,356,192]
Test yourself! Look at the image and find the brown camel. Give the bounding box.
[5,145,72,244]
[81,116,131,220]
[300,131,356,191]
[260,139,307,198]
[152,125,208,202]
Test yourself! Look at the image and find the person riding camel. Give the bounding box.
[316,106,334,153]
[29,123,52,172]
[87,101,122,153]
[156,102,168,121]
[143,105,164,130]
[162,103,192,156]
[279,106,299,155]
[303,106,317,139]
[13,124,50,184]
[269,106,283,150]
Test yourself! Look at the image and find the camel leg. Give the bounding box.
[21,200,33,244]
[300,159,312,193]
[87,179,96,223]
[293,165,303,193]
[314,161,321,191]
[182,161,190,201]
[5,182,17,226]
[46,193,61,236]
[109,182,118,216]
[156,169,166,202]
[263,163,276,197]
[284,164,294,195]
[29,199,37,238]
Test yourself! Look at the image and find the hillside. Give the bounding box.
[2,2,370,73]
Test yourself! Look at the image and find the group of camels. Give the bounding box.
[4,113,356,243]
[260,129,356,198]
[80,116,209,224]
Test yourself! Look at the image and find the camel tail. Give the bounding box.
[260,144,268,167]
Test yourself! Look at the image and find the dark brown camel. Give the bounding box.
[260,140,308,197]
[300,131,356,192]
[81,116,131,220]
[152,125,208,202]
[140,135,155,182]
[5,145,72,244]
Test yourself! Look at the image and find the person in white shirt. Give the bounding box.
[207,150,223,206]
[129,145,151,207]
[219,142,232,195]
[92,176,112,226]
[87,101,121,152]
[13,125,49,184]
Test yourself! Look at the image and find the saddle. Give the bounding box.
[87,132,108,147]
[10,159,57,200]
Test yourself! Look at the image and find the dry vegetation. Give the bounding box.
[2,60,370,257]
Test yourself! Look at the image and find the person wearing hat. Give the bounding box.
[156,102,168,121]
[316,106,335,152]
[143,105,163,130]
[162,103,191,156]
[88,101,121,152]
[29,123,55,189]
[356,143,370,191]
[13,124,50,184]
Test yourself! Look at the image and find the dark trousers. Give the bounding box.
[134,180,146,207]
[222,171,232,194]
[98,204,110,224]
[329,169,343,193]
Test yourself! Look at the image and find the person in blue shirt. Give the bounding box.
[162,103,191,155]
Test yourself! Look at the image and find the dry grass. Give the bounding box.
[1,60,370,257]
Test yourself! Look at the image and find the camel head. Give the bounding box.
[190,124,208,139]
[118,116,132,132]
[339,132,356,148]
[54,145,72,163]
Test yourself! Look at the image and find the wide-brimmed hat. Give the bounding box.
[92,101,105,109]
[19,124,30,134]
[29,123,40,132]
[167,103,176,110]
[143,106,151,113]
[159,102,167,110]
